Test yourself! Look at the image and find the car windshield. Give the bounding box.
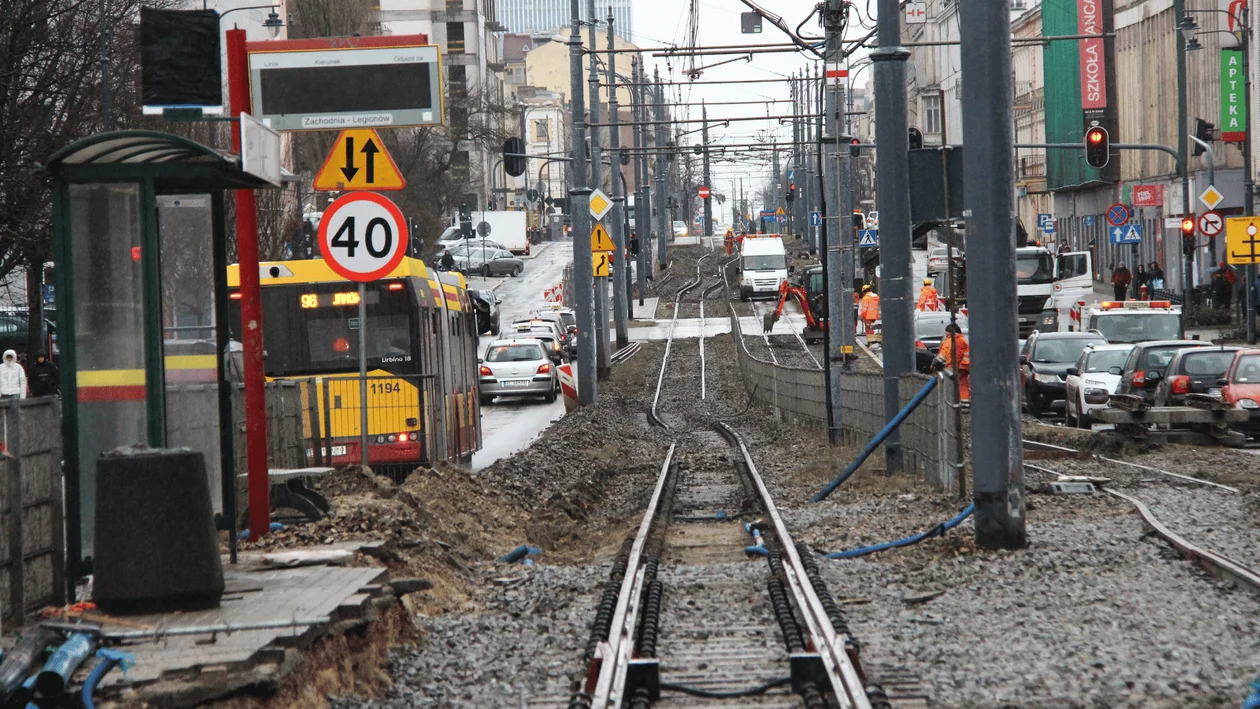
[915,317,968,340]
[1142,346,1198,370]
[559,312,576,329]
[743,254,787,270]
[1084,349,1131,373]
[1176,350,1237,376]
[1232,355,1260,382]
[1016,252,1055,284]
[1091,313,1181,343]
[930,248,947,259]
[486,344,544,362]
[1033,338,1104,363]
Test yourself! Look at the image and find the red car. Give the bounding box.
[1218,349,1260,438]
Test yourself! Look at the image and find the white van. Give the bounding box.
[738,236,788,301]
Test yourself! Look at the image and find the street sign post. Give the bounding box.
[589,188,612,221]
[905,1,927,23]
[698,186,711,199]
[1200,184,1225,210]
[593,252,610,277]
[314,129,405,191]
[1225,216,1260,264]
[1198,210,1224,237]
[318,192,409,466]
[809,211,822,228]
[477,221,492,237]
[591,223,615,252]
[1106,203,1131,227]
[1037,213,1052,230]
[1108,223,1143,244]
[858,230,878,247]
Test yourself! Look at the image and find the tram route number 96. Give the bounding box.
[371,381,402,394]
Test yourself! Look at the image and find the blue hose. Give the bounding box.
[34,633,96,697]
[80,649,135,709]
[498,545,541,563]
[824,503,975,560]
[812,377,939,502]
[1243,677,1260,709]
[237,521,285,540]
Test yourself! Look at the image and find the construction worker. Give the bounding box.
[858,285,880,334]
[935,323,970,402]
[916,278,939,311]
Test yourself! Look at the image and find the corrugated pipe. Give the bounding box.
[80,649,136,709]
[743,522,767,557]
[824,503,976,560]
[0,626,58,704]
[498,545,541,563]
[35,632,97,697]
[812,376,939,502]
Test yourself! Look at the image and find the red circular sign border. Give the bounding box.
[317,192,410,283]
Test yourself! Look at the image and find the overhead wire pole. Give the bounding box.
[959,0,1026,548]
[588,0,611,379]
[633,57,650,303]
[606,10,629,349]
[872,0,914,474]
[654,67,670,269]
[569,0,597,405]
[702,103,713,243]
[820,0,847,444]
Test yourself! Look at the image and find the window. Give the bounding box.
[923,94,941,135]
[534,118,550,140]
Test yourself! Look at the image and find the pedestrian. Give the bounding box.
[1213,261,1237,310]
[858,285,880,334]
[935,323,970,402]
[440,249,455,271]
[26,352,57,398]
[0,350,26,400]
[915,278,939,311]
[1149,261,1165,291]
[1133,264,1148,300]
[224,341,245,385]
[1110,263,1131,302]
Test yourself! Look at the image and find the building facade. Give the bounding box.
[497,0,633,42]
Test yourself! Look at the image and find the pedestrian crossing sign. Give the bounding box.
[858,230,878,247]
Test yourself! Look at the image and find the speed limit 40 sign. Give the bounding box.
[318,192,409,282]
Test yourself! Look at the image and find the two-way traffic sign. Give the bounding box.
[858,230,878,247]
[1108,223,1143,244]
[314,129,406,191]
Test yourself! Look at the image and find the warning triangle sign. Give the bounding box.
[591,223,615,252]
[314,129,406,192]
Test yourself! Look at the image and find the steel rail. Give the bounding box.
[610,341,642,364]
[1019,439,1240,493]
[716,422,872,709]
[649,257,706,428]
[587,444,677,708]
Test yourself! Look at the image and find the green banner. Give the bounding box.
[1221,48,1246,142]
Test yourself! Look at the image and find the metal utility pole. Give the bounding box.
[958,0,1026,549]
[568,0,596,405]
[771,150,781,234]
[872,0,914,474]
[606,12,629,349]
[654,68,670,269]
[1242,5,1256,344]
[1175,0,1194,296]
[588,0,611,378]
[633,58,651,301]
[702,103,713,243]
[820,0,850,444]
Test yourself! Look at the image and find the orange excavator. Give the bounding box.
[762,265,826,343]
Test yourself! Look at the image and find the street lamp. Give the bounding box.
[217,5,285,39]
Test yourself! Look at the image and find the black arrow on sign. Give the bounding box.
[341,136,359,181]
[362,139,380,184]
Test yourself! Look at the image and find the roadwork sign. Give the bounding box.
[1225,216,1260,264]
[318,192,409,281]
[590,223,614,252]
[593,252,610,277]
[314,129,405,191]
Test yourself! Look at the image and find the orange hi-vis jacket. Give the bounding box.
[858,292,881,322]
[916,285,939,311]
[938,332,970,372]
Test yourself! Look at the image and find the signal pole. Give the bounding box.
[568,0,596,404]
[588,0,611,378]
[654,67,670,269]
[702,103,713,243]
[959,0,1026,548]
[606,12,629,348]
[820,0,848,443]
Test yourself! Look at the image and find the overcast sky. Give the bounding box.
[628,0,875,202]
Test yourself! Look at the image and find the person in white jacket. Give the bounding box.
[0,350,26,400]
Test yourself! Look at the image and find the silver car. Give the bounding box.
[509,322,566,363]
[479,339,558,404]
[458,248,524,277]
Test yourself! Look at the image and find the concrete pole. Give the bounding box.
[1243,6,1255,344]
[702,103,713,243]
[587,0,611,378]
[1175,0,1193,296]
[632,57,647,303]
[821,2,847,443]
[568,0,596,405]
[872,0,914,474]
[654,68,670,269]
[958,0,1026,549]
[606,12,629,348]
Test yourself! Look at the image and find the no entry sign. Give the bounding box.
[698,186,711,199]
[318,192,409,282]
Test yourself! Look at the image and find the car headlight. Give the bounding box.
[1033,372,1061,384]
[1083,387,1110,404]
[1238,398,1259,410]
[1041,314,1057,325]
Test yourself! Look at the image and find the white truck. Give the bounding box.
[470,210,530,255]
[1075,299,1184,343]
[737,235,789,301]
[1015,246,1093,337]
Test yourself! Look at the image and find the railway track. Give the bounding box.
[566,271,924,709]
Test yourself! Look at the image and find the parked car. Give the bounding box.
[509,321,565,363]
[926,247,963,277]
[1152,346,1243,407]
[468,289,502,335]
[522,311,571,353]
[478,339,557,405]
[1064,343,1134,428]
[913,311,969,373]
[456,248,524,277]
[1217,349,1260,438]
[1113,340,1213,403]
[539,306,578,355]
[1019,331,1108,415]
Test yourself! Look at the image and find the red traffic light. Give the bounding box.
[1087,129,1105,144]
[1085,126,1110,168]
[1180,216,1196,234]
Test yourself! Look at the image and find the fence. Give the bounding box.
[0,398,65,629]
[727,309,960,493]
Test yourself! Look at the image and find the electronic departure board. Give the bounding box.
[247,36,443,132]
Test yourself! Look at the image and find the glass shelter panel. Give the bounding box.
[69,184,147,558]
[158,195,223,513]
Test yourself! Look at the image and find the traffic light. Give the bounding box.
[1193,118,1215,156]
[503,137,525,177]
[786,183,795,202]
[1085,126,1109,168]
[908,127,923,150]
[459,203,473,239]
[1181,215,1196,255]
[852,210,864,230]
[850,138,861,158]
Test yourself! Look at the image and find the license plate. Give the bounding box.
[502,380,531,388]
[1209,388,1222,397]
[306,445,347,458]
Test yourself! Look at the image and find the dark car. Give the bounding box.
[468,289,501,336]
[1152,346,1242,407]
[1114,340,1213,403]
[1019,331,1107,415]
[914,311,969,373]
[0,310,56,362]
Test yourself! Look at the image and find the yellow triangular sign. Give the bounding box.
[314,129,406,191]
[591,223,615,252]
[776,206,786,216]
